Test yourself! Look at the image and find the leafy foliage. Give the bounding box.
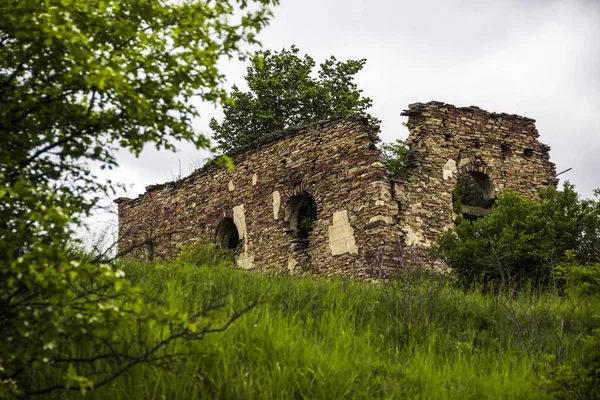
[210,45,380,152]
[545,328,600,399]
[436,183,600,287]
[553,255,600,296]
[0,0,276,396]
[380,139,409,178]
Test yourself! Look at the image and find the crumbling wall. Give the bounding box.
[115,101,559,278]
[396,101,558,268]
[115,116,403,279]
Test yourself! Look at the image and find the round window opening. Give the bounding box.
[216,218,240,250]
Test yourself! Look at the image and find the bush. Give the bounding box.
[545,328,600,399]
[554,255,600,296]
[436,183,600,288]
[175,240,237,267]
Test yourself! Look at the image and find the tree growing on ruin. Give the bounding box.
[380,138,410,178]
[210,45,380,152]
[0,0,277,397]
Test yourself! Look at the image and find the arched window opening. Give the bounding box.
[216,218,240,250]
[286,193,317,240]
[453,172,495,221]
[144,239,154,261]
[285,192,317,272]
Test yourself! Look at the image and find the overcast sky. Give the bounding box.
[88,0,600,237]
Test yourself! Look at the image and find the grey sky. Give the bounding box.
[89,0,600,234]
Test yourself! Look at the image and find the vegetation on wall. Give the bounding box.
[380,138,409,179]
[0,0,277,397]
[210,45,380,152]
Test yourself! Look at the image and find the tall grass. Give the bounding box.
[60,244,600,399]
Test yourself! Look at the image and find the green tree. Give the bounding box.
[209,45,380,152]
[380,139,409,178]
[435,183,600,288]
[0,0,276,397]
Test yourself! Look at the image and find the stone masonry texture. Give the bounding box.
[115,101,557,279]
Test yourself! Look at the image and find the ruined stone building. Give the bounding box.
[115,101,558,279]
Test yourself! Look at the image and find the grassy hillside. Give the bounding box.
[60,244,599,399]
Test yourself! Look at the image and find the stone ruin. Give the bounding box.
[114,101,558,279]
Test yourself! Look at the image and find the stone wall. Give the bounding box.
[115,116,402,279]
[396,101,557,267]
[115,101,558,278]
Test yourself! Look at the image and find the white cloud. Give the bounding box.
[86,0,600,235]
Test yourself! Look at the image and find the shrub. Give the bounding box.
[435,183,600,288]
[553,255,600,296]
[545,328,600,399]
[175,240,237,267]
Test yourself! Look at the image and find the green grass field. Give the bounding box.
[64,245,600,399]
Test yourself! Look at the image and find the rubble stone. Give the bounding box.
[114,101,557,278]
